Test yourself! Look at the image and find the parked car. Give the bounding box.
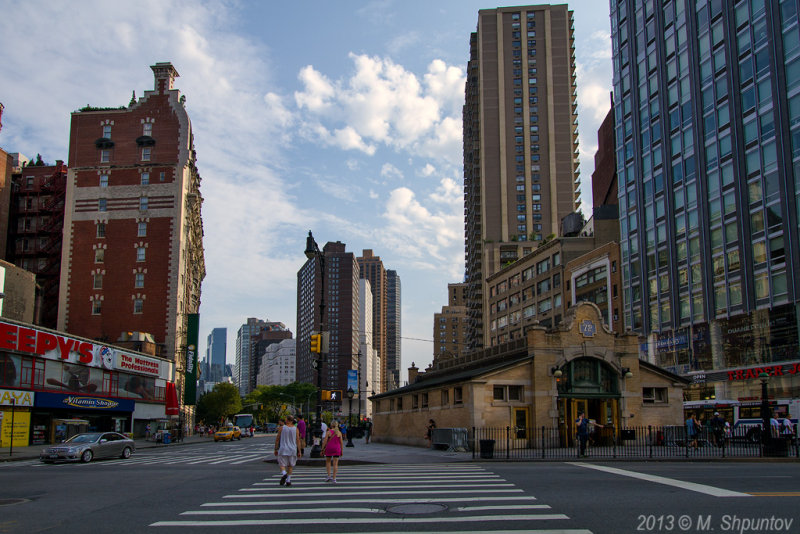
[40,432,135,463]
[214,426,242,442]
[265,423,278,433]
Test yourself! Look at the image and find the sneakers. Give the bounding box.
[285,481,292,487]
[280,474,288,486]
[332,479,337,484]
[325,476,332,482]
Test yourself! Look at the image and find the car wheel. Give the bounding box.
[214,438,218,442]
[81,450,93,463]
[121,447,132,459]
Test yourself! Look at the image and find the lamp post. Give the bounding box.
[346,387,355,447]
[305,231,326,458]
[760,371,771,454]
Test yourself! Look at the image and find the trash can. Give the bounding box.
[479,439,495,459]
[162,432,171,445]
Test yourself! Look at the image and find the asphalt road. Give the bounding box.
[1,437,798,534]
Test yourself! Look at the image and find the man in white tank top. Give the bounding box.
[274,414,302,486]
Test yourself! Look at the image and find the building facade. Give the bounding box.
[385,269,401,391]
[297,240,360,400]
[256,338,296,386]
[7,160,67,328]
[205,327,226,384]
[357,250,388,391]
[611,1,800,403]
[433,282,469,364]
[234,318,291,396]
[58,63,205,422]
[463,5,580,352]
[358,278,379,418]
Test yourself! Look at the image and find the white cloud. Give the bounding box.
[381,163,404,180]
[420,163,436,177]
[294,65,335,112]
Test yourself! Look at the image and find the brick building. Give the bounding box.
[58,63,205,421]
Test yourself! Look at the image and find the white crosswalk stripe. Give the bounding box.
[150,463,593,533]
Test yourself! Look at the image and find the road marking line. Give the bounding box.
[214,496,539,505]
[253,483,514,489]
[151,514,569,526]
[572,463,751,497]
[748,492,800,496]
[235,489,524,496]
[456,505,551,511]
[182,507,387,515]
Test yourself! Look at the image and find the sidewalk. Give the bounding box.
[0,433,472,464]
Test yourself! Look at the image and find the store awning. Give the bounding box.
[165,382,179,416]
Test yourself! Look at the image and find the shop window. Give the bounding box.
[642,387,668,403]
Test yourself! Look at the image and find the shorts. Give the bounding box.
[277,454,297,468]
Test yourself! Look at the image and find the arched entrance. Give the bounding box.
[555,357,621,446]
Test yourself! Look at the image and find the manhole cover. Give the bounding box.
[387,503,447,515]
[0,498,28,506]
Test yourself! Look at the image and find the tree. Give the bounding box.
[195,382,242,425]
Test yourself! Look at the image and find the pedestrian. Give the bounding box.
[685,413,700,449]
[576,412,602,457]
[274,414,302,487]
[321,420,344,483]
[425,419,436,447]
[297,415,307,455]
[364,417,373,444]
[770,412,781,438]
[781,415,795,443]
[145,423,151,441]
[710,412,725,448]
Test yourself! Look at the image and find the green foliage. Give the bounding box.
[195,382,242,425]
[244,382,318,424]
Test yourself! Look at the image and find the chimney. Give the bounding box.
[151,62,179,94]
[408,362,419,383]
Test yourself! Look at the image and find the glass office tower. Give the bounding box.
[611,1,800,401]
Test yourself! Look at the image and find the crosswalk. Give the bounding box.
[150,463,593,533]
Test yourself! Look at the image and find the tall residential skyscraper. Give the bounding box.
[206,327,227,383]
[433,282,469,365]
[357,250,387,390]
[463,5,579,351]
[385,269,401,391]
[611,2,800,397]
[58,63,205,398]
[297,241,360,393]
[235,318,290,396]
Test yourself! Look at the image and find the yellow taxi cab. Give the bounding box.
[214,425,242,442]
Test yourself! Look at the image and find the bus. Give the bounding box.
[233,414,254,437]
[683,399,800,443]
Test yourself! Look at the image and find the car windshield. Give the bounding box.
[66,433,102,443]
[217,429,230,433]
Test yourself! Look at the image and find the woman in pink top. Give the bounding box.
[321,420,343,483]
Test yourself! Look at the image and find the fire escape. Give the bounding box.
[36,162,67,328]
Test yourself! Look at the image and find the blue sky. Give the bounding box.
[0,1,612,381]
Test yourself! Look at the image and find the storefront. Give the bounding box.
[0,388,33,447]
[0,317,176,444]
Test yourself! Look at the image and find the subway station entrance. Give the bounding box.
[555,357,621,446]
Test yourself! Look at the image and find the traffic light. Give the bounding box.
[321,390,342,402]
[310,333,321,353]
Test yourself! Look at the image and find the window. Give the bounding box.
[421,392,428,409]
[141,147,151,161]
[103,125,111,138]
[133,298,143,314]
[100,150,110,163]
[508,385,522,401]
[141,172,150,185]
[92,300,102,315]
[139,197,148,210]
[95,249,104,263]
[143,122,152,136]
[93,273,103,289]
[96,223,106,238]
[441,389,449,405]
[642,387,668,403]
[453,387,463,404]
[100,174,108,187]
[137,221,147,237]
[135,272,144,288]
[136,247,146,262]
[98,198,106,212]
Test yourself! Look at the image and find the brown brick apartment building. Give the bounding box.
[58,63,205,414]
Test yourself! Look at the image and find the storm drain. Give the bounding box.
[387,503,448,515]
[0,498,28,507]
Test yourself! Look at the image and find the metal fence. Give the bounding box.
[470,425,800,460]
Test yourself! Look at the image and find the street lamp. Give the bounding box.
[760,371,771,453]
[305,230,326,458]
[346,387,355,448]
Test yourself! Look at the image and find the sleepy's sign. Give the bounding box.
[0,322,93,363]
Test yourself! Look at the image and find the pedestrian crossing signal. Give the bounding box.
[322,390,342,401]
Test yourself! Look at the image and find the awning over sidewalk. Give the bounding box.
[165,382,179,416]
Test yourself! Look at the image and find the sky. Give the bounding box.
[0,0,612,383]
